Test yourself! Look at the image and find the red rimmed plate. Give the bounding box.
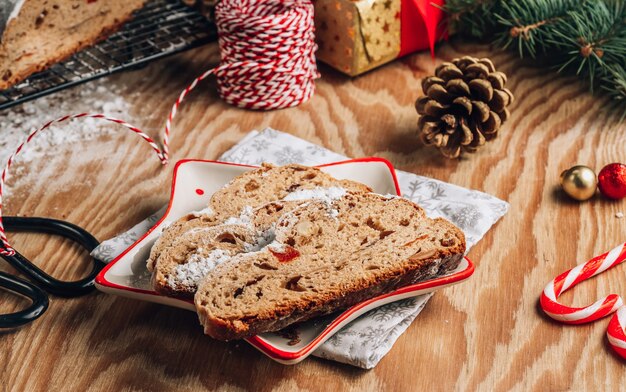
[95,158,474,364]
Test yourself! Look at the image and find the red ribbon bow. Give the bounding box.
[400,0,447,58]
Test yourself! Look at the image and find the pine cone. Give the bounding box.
[415,56,514,159]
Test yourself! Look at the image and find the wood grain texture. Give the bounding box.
[2,38,626,392]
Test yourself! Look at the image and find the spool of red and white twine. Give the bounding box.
[540,243,626,358]
[0,0,318,257]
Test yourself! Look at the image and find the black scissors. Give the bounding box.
[0,216,106,328]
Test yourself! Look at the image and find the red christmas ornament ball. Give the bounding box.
[598,163,626,200]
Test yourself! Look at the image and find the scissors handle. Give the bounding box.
[0,271,49,328]
[1,216,105,297]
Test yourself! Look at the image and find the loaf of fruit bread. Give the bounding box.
[0,0,147,89]
[148,163,372,297]
[194,191,466,340]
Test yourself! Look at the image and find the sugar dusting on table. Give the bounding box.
[0,80,132,167]
[0,80,135,198]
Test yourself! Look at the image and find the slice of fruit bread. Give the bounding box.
[194,192,465,340]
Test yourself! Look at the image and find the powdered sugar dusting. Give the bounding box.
[0,80,132,167]
[191,207,214,217]
[244,225,276,252]
[267,241,286,253]
[169,248,232,289]
[283,186,346,204]
[276,204,306,228]
[284,187,346,220]
[224,205,254,226]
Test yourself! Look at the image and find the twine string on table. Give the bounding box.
[0,0,318,256]
[540,243,626,358]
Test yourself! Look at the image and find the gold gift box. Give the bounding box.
[314,0,445,76]
[315,0,402,76]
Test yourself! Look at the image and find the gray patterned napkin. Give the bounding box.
[92,128,508,369]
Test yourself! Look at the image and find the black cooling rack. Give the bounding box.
[0,0,216,110]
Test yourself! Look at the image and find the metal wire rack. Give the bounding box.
[0,0,216,110]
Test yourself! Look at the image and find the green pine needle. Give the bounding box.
[602,64,626,120]
[444,0,626,119]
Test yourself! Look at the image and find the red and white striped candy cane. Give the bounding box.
[541,243,626,324]
[0,0,318,256]
[607,307,626,359]
[540,243,626,359]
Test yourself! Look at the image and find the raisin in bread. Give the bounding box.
[0,0,147,89]
[194,192,465,340]
[147,163,371,272]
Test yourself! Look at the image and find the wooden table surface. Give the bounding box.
[2,39,626,392]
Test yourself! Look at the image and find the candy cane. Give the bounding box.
[540,243,626,359]
[540,243,626,324]
[0,0,318,256]
[607,307,626,359]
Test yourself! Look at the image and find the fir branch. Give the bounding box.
[545,1,626,88]
[444,0,626,118]
[493,0,579,58]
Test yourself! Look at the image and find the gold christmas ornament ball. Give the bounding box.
[560,165,597,201]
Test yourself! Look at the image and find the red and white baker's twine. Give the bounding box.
[540,243,626,358]
[0,0,318,256]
